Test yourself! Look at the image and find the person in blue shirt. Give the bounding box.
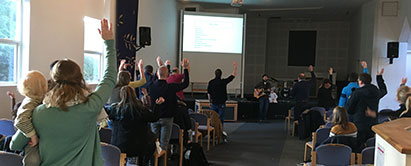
[338,61,368,107]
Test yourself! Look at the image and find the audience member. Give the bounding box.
[379,78,410,120]
[108,59,145,104]
[345,69,386,146]
[254,74,272,121]
[139,65,155,98]
[207,62,237,125]
[149,58,190,150]
[329,107,357,138]
[338,61,368,107]
[106,85,163,165]
[318,67,335,110]
[10,18,116,165]
[14,71,48,166]
[167,66,185,100]
[290,65,316,121]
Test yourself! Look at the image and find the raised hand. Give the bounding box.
[361,61,367,69]
[98,18,113,40]
[6,91,15,99]
[377,68,384,75]
[181,58,190,69]
[165,60,171,66]
[401,77,407,85]
[308,65,313,72]
[156,56,163,66]
[329,67,333,75]
[137,59,144,70]
[156,97,165,105]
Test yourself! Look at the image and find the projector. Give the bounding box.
[231,0,243,7]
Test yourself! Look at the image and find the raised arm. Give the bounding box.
[129,59,146,88]
[361,61,368,74]
[308,65,316,86]
[232,61,238,77]
[377,68,387,99]
[401,77,407,87]
[173,58,190,92]
[86,19,117,112]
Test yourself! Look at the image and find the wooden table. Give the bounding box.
[195,99,238,121]
[372,118,411,166]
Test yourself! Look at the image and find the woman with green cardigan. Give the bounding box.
[10,19,116,166]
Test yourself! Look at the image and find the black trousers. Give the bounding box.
[294,101,308,121]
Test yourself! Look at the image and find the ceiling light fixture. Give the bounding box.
[231,0,243,7]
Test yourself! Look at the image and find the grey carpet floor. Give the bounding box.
[205,120,305,166]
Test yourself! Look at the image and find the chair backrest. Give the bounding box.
[0,151,23,166]
[324,122,333,128]
[101,143,121,166]
[171,123,181,140]
[310,107,326,117]
[190,118,196,130]
[190,113,207,126]
[316,144,352,166]
[366,137,375,147]
[0,119,15,136]
[99,128,112,144]
[315,127,331,148]
[361,146,375,164]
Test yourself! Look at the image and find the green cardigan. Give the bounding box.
[10,40,117,166]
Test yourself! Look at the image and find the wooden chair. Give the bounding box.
[304,127,331,161]
[100,142,127,166]
[0,151,23,166]
[310,144,355,166]
[170,124,184,166]
[357,146,375,165]
[284,108,293,132]
[154,139,167,166]
[190,118,203,146]
[190,113,215,151]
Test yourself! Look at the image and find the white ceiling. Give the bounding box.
[179,0,372,19]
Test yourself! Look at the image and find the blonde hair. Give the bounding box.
[401,96,411,117]
[18,70,48,100]
[332,106,349,130]
[44,59,89,111]
[397,86,411,104]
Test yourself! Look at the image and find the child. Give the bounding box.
[329,106,358,138]
[15,70,48,166]
[106,85,162,165]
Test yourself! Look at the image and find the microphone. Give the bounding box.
[270,77,278,82]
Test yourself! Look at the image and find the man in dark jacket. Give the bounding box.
[291,65,316,121]
[149,58,190,150]
[346,70,387,146]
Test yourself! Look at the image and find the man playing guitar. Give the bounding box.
[254,74,272,122]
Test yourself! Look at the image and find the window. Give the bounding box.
[83,16,104,83]
[0,0,22,83]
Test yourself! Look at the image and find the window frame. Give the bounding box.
[83,16,105,84]
[0,0,24,85]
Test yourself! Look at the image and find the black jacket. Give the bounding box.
[345,75,386,131]
[291,71,316,102]
[107,103,160,157]
[317,74,335,108]
[149,69,189,118]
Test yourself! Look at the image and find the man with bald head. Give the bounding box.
[290,65,316,121]
[149,58,190,151]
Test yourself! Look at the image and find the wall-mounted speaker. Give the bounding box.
[387,41,399,64]
[139,27,151,47]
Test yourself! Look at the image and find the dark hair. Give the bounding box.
[115,71,131,88]
[50,60,59,70]
[144,65,153,74]
[323,79,331,84]
[262,74,268,78]
[358,73,372,84]
[348,72,358,82]
[332,106,349,130]
[215,69,222,78]
[117,86,147,119]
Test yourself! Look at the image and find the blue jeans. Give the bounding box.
[151,117,174,150]
[259,97,269,120]
[211,103,225,126]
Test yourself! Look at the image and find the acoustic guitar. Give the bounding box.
[254,88,266,99]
